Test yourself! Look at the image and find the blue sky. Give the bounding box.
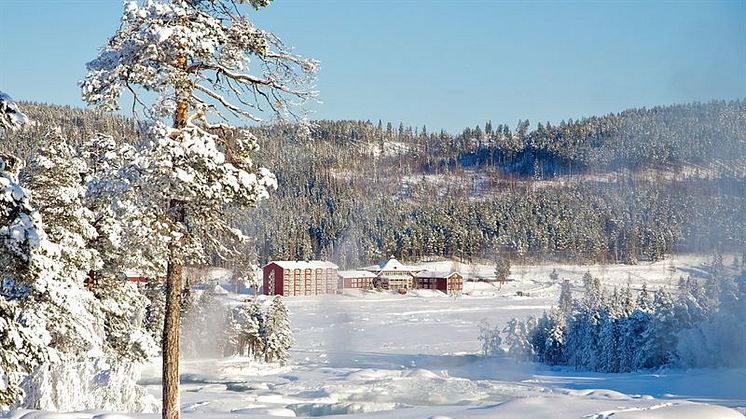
[1,0,744,132]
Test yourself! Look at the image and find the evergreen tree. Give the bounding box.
[262,297,293,364]
[224,300,266,357]
[542,309,566,364]
[21,129,100,288]
[638,289,677,369]
[637,283,654,312]
[82,1,316,413]
[504,317,533,360]
[0,287,45,407]
[478,320,502,356]
[1,153,102,406]
[494,257,511,282]
[597,307,620,372]
[144,278,166,351]
[80,134,161,361]
[25,131,157,361]
[0,92,29,131]
[558,279,573,315]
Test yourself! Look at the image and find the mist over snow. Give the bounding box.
[1,0,745,416]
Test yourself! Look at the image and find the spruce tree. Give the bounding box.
[262,297,293,364]
[558,279,573,315]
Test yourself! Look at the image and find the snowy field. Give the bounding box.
[8,256,745,418]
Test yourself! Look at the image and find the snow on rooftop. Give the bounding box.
[364,256,422,273]
[265,260,339,270]
[212,284,230,295]
[414,270,460,279]
[338,270,377,279]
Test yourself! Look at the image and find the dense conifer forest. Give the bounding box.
[3,100,745,269]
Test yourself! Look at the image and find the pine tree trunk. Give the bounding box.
[162,257,182,419]
[163,52,189,419]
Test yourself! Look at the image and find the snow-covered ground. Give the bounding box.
[8,256,745,418]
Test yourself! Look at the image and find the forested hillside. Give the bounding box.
[3,100,745,269]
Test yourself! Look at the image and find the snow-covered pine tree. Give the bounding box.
[597,307,620,372]
[231,242,260,294]
[14,130,110,362]
[262,297,293,364]
[82,2,316,415]
[528,314,550,362]
[478,320,502,356]
[0,286,45,407]
[618,306,650,372]
[558,279,573,315]
[542,308,566,365]
[677,269,746,368]
[637,283,654,312]
[494,256,510,282]
[503,317,534,360]
[144,278,166,350]
[620,284,637,316]
[1,153,104,407]
[225,299,264,359]
[220,306,241,357]
[563,272,604,369]
[0,92,29,131]
[79,134,159,362]
[674,277,706,329]
[21,129,101,289]
[245,299,266,359]
[637,288,677,369]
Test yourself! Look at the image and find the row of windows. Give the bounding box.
[287,270,333,275]
[344,279,373,288]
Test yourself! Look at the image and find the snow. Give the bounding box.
[337,270,377,279]
[0,91,30,130]
[362,256,421,273]
[212,284,230,295]
[265,261,339,270]
[8,256,744,418]
[19,359,158,413]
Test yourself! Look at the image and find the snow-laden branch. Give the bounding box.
[81,0,318,124]
[0,92,30,131]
